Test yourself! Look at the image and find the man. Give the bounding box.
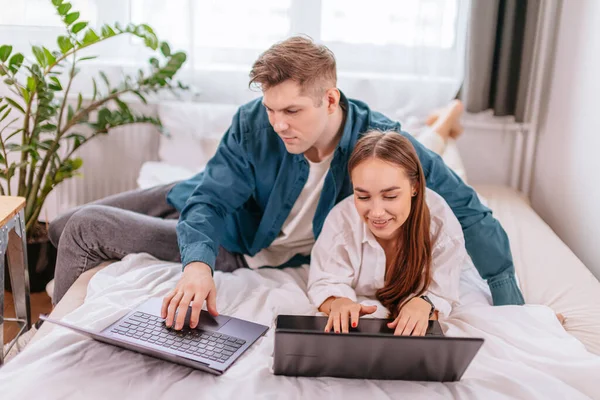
[49,37,524,331]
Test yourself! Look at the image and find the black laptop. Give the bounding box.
[41,297,269,375]
[273,315,483,381]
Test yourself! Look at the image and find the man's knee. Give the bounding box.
[61,205,118,245]
[49,212,72,247]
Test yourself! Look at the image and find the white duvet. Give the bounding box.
[1,253,599,400]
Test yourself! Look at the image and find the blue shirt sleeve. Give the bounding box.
[395,126,525,306]
[176,110,255,270]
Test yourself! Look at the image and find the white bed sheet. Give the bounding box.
[0,253,599,400]
[474,185,600,356]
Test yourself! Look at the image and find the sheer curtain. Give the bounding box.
[0,0,470,118]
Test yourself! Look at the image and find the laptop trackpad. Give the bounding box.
[184,307,231,330]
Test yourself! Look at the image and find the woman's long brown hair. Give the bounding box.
[348,131,432,319]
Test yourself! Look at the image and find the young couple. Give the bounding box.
[49,36,524,336]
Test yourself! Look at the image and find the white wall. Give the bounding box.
[458,127,518,186]
[531,0,600,278]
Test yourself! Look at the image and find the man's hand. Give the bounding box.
[161,261,218,330]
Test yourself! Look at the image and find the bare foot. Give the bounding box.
[425,111,441,126]
[425,100,464,140]
[449,121,464,140]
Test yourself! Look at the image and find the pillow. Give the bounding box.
[137,161,198,189]
[157,102,239,171]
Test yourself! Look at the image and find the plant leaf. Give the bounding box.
[32,45,46,67]
[132,90,148,104]
[57,2,72,15]
[5,128,24,141]
[64,11,79,25]
[99,71,110,88]
[101,24,116,37]
[67,104,74,121]
[43,47,57,66]
[49,76,63,90]
[82,29,99,45]
[140,24,154,35]
[20,86,30,104]
[5,98,24,114]
[78,55,97,62]
[27,76,36,92]
[160,42,171,57]
[39,123,57,132]
[6,143,27,152]
[8,53,24,74]
[0,45,12,62]
[72,157,83,169]
[52,0,63,6]
[77,93,83,109]
[92,77,98,100]
[71,21,88,34]
[0,107,11,122]
[38,139,54,151]
[65,133,86,148]
[57,36,73,54]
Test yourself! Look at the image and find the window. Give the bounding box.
[0,0,97,27]
[0,0,468,113]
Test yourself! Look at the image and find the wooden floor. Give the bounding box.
[3,290,53,344]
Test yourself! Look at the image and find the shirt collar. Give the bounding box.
[361,216,380,247]
[336,90,354,155]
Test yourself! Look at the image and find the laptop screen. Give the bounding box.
[276,315,443,336]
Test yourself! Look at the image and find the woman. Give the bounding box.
[307,131,465,336]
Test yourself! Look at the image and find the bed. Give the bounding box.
[0,182,599,399]
[2,101,600,397]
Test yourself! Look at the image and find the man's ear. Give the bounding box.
[325,87,340,114]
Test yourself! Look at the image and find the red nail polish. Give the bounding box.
[352,322,357,328]
[335,331,339,333]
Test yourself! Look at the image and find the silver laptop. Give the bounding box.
[41,297,269,375]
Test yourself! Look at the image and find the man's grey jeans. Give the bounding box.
[49,182,246,305]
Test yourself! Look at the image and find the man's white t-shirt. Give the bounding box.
[244,152,335,269]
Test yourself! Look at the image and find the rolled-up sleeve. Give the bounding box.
[176,110,255,270]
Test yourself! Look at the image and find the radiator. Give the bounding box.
[41,122,161,222]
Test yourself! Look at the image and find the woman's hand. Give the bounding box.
[324,297,378,333]
[387,296,432,336]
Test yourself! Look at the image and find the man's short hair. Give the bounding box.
[249,35,337,104]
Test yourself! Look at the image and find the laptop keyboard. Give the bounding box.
[110,311,246,363]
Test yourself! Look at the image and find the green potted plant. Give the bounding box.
[0,0,187,291]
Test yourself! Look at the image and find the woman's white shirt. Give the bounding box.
[307,188,465,317]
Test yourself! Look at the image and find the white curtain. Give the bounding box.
[0,0,470,118]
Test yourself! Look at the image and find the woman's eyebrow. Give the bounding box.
[354,186,402,193]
